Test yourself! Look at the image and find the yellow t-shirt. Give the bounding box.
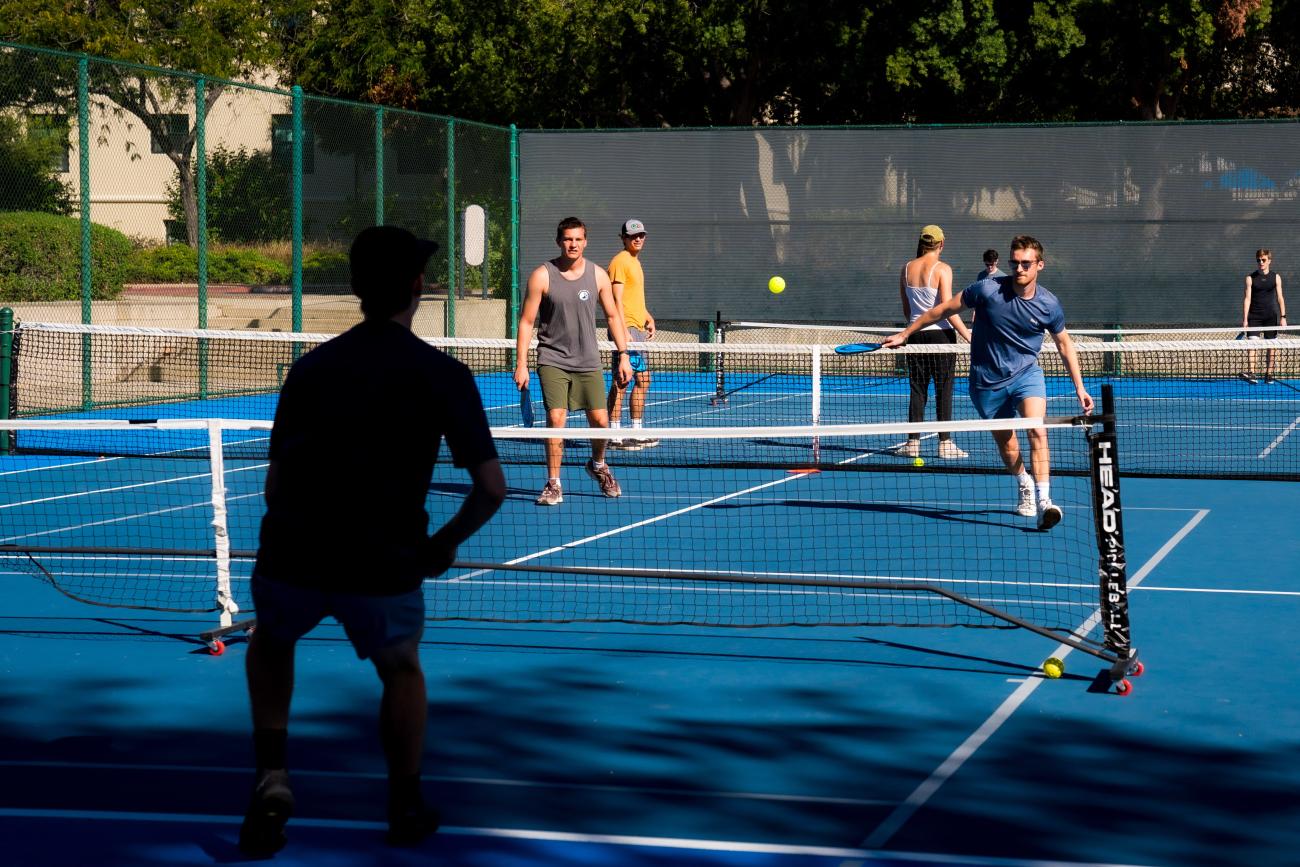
[608,250,648,331]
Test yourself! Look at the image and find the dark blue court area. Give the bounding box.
[3,435,1299,865]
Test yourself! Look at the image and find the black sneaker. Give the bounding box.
[387,803,441,847]
[1264,374,1276,384]
[239,769,294,857]
[1239,372,1259,385]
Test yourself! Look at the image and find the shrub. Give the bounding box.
[302,249,350,287]
[0,212,131,302]
[166,145,291,244]
[0,116,73,216]
[128,245,289,285]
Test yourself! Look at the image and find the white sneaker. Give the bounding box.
[896,439,920,458]
[938,440,968,459]
[608,438,640,450]
[1016,484,1036,517]
[1037,500,1063,530]
[632,437,659,449]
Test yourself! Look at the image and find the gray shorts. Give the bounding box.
[251,573,425,660]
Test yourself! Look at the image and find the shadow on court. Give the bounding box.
[1,619,1298,865]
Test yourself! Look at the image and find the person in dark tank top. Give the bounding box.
[1240,248,1288,384]
[514,216,634,505]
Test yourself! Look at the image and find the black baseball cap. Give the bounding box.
[349,226,439,296]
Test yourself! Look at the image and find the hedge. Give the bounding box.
[0,211,132,302]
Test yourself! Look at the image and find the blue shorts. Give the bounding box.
[251,573,425,660]
[970,366,1046,420]
[613,327,650,376]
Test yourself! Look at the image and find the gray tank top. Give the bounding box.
[537,261,601,371]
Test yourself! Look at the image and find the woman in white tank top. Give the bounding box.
[896,225,971,459]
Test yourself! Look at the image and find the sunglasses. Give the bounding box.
[1009,259,1038,269]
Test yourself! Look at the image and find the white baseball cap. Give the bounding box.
[621,219,646,236]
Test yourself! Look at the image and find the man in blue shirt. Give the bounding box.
[883,235,1093,530]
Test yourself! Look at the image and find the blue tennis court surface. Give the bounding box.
[3,418,1299,865]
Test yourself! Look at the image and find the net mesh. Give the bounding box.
[8,320,1299,480]
[1,417,1106,638]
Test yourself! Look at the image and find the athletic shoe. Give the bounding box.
[1016,483,1036,517]
[535,480,563,506]
[1037,501,1063,530]
[938,440,968,459]
[1239,372,1258,384]
[896,439,920,458]
[632,437,660,449]
[1264,374,1276,384]
[387,803,441,847]
[607,438,640,450]
[239,769,294,857]
[585,459,622,497]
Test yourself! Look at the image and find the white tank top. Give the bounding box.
[902,262,952,331]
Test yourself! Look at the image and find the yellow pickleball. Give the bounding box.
[768,275,786,294]
[912,457,925,467]
[1043,657,1064,679]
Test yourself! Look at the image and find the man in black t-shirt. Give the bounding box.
[240,226,505,857]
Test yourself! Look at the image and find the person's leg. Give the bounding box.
[341,590,439,846]
[1017,392,1061,529]
[607,354,628,444]
[240,577,325,856]
[536,366,570,504]
[629,370,658,447]
[578,370,621,496]
[974,383,1034,516]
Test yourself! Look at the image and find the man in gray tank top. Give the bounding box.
[515,216,633,505]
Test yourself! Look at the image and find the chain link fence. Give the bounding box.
[0,41,516,338]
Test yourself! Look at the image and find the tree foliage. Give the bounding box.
[5,1,1300,130]
[277,0,1296,126]
[1,1,287,243]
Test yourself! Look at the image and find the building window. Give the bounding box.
[151,113,189,154]
[29,114,71,173]
[271,115,315,174]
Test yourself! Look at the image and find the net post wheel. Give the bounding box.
[1043,657,1064,679]
[768,275,785,294]
[912,457,925,467]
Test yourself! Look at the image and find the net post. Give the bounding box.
[1089,384,1134,668]
[0,308,13,454]
[710,309,727,405]
[206,419,238,630]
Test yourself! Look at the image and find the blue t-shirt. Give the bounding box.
[961,276,1066,389]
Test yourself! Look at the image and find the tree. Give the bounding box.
[0,1,288,244]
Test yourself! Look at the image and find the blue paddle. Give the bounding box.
[834,342,884,355]
[519,385,535,427]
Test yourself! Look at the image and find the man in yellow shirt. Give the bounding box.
[607,219,658,449]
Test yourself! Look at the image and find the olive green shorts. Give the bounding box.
[537,365,607,412]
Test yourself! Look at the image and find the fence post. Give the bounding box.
[1,308,13,454]
[509,124,519,340]
[374,107,384,225]
[291,85,304,334]
[78,55,92,409]
[445,117,457,337]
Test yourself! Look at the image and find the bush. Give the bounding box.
[0,212,132,302]
[302,249,350,287]
[0,117,73,216]
[128,245,290,285]
[166,145,292,244]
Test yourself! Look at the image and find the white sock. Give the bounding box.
[632,419,643,430]
[1016,471,1034,490]
[592,460,607,469]
[1037,481,1052,505]
[610,422,622,431]
[548,477,561,485]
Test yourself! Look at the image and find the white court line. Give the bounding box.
[1259,413,1300,458]
[860,508,1209,850]
[0,807,1152,865]
[1,491,262,545]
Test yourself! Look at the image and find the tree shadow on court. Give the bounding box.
[0,625,1296,866]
